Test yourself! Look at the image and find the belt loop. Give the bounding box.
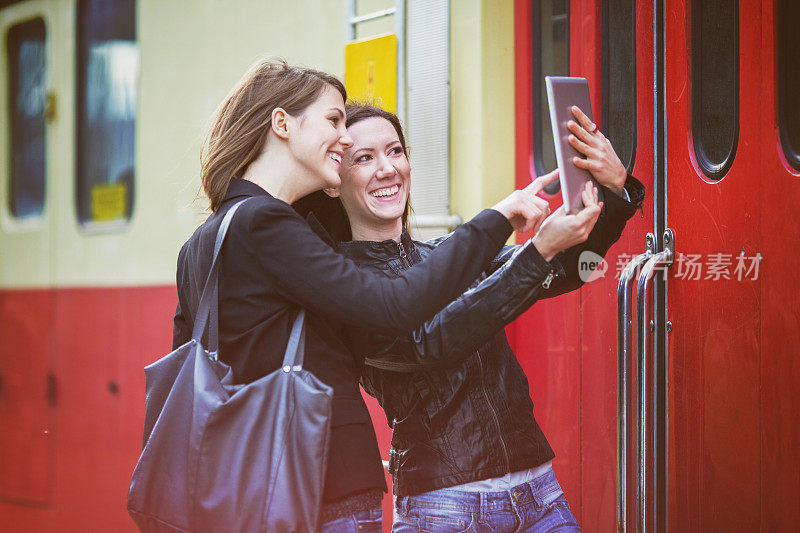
[478,492,486,524]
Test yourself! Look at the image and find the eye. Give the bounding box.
[355,154,372,163]
[328,116,340,125]
[389,146,404,156]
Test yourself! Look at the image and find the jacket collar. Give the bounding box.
[222,178,272,203]
[336,228,416,263]
[221,179,336,248]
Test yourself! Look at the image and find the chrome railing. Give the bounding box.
[617,229,673,532]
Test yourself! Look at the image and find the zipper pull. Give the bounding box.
[542,270,555,289]
[397,241,408,264]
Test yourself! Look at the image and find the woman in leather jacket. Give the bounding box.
[171,60,554,532]
[316,103,645,531]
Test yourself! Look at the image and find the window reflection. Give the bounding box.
[77,0,138,225]
[8,19,46,219]
[532,0,569,193]
[777,0,800,171]
[601,0,636,172]
[691,0,738,180]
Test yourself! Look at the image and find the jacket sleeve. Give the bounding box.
[457,175,645,277]
[425,234,522,277]
[357,175,644,371]
[172,245,192,350]
[541,173,645,299]
[358,240,566,372]
[247,200,512,336]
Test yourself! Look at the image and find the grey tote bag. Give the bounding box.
[127,199,334,532]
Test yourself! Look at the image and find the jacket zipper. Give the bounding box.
[476,352,512,473]
[542,269,556,289]
[501,268,558,321]
[397,241,411,267]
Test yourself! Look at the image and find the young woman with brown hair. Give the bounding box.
[171,59,551,531]
[320,103,645,531]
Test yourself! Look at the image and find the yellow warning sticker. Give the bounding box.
[345,33,397,113]
[91,183,127,222]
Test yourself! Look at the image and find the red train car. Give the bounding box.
[513,0,799,531]
[1,0,798,531]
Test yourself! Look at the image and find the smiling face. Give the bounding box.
[338,116,411,236]
[287,85,352,190]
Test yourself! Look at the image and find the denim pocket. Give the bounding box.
[419,511,475,533]
[533,470,566,509]
[354,508,383,532]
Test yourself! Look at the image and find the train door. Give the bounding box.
[514,1,654,529]
[0,1,57,507]
[612,0,800,531]
[659,0,800,531]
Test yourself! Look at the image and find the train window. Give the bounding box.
[76,0,138,226]
[531,0,569,194]
[777,0,800,170]
[601,0,636,172]
[691,0,738,180]
[7,18,47,219]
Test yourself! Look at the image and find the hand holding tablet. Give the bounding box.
[545,76,599,213]
[545,76,627,213]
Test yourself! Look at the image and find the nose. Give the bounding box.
[338,126,353,149]
[375,155,397,179]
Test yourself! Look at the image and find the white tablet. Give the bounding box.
[545,76,602,213]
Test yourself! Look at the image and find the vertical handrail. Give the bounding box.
[616,246,653,533]
[635,245,673,532]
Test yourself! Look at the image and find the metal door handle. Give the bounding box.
[616,241,653,533]
[635,230,674,532]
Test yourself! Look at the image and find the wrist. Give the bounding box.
[532,235,556,262]
[609,170,627,196]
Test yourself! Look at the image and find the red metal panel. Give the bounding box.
[758,1,800,530]
[0,286,175,531]
[666,1,764,530]
[0,289,54,506]
[361,389,394,532]
[513,0,584,521]
[578,1,654,530]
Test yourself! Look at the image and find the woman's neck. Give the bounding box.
[350,217,403,243]
[242,142,313,204]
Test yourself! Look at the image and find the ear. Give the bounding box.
[323,187,340,198]
[271,107,290,139]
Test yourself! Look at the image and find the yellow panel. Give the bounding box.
[91,183,127,222]
[344,34,397,112]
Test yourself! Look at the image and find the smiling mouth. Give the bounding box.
[328,152,342,165]
[370,184,400,198]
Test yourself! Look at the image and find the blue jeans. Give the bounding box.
[319,507,383,532]
[393,469,580,532]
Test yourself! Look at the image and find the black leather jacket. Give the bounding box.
[338,176,645,497]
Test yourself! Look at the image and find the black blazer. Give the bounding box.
[172,178,513,502]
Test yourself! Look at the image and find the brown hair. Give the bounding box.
[345,102,412,230]
[201,58,346,212]
[294,101,414,242]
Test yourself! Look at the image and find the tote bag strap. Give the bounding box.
[281,310,307,371]
[191,198,250,355]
